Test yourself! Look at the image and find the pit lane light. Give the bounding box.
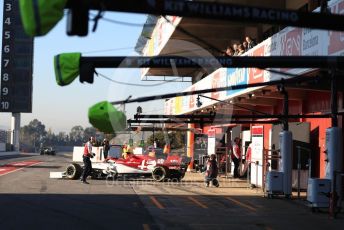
[66,0,90,36]
[54,53,95,86]
[19,0,67,36]
[196,95,202,108]
[88,101,127,133]
[53,53,344,87]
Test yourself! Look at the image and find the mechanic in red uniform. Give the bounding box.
[80,137,95,184]
[232,137,241,178]
[245,143,252,163]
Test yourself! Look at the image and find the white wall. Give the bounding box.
[271,122,311,149]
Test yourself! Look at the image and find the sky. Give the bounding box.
[0,10,190,133]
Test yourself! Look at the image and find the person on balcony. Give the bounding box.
[243,41,248,52]
[233,43,239,56]
[224,46,234,56]
[246,36,257,49]
[237,44,246,55]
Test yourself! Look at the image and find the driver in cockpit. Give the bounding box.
[122,147,133,159]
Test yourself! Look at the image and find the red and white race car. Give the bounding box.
[65,146,191,182]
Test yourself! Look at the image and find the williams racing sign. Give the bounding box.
[65,0,344,31]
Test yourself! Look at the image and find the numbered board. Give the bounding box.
[1,0,33,112]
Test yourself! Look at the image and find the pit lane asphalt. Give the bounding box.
[0,152,343,230]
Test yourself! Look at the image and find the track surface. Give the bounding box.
[0,152,343,230]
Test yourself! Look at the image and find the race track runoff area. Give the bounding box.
[0,160,41,176]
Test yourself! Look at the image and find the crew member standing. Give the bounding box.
[81,137,95,184]
[102,138,110,160]
[204,154,219,187]
[232,137,242,178]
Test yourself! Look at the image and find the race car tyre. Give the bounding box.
[91,170,103,179]
[106,172,118,181]
[180,171,186,179]
[176,175,184,182]
[143,174,152,178]
[171,177,181,183]
[212,178,220,187]
[152,166,169,182]
[66,163,82,179]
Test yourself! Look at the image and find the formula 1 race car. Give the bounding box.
[113,151,191,182]
[40,146,56,155]
[64,145,121,180]
[64,146,191,182]
[65,161,118,180]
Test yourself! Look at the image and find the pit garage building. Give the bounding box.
[135,0,344,194]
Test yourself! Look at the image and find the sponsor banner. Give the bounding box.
[175,96,182,114]
[194,133,208,157]
[328,0,344,55]
[149,34,155,55]
[179,68,227,114]
[141,16,181,80]
[169,98,175,115]
[181,96,189,115]
[211,71,222,100]
[262,36,278,82]
[164,98,174,115]
[265,34,280,56]
[188,86,197,110]
[248,44,265,84]
[207,129,216,138]
[162,68,224,115]
[165,66,258,115]
[279,27,302,72]
[143,16,182,57]
[226,67,248,96]
[207,68,227,103]
[251,126,264,186]
[280,27,302,56]
[207,129,216,155]
[252,126,264,136]
[302,28,327,56]
[164,99,170,115]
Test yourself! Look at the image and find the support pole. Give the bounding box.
[10,113,20,152]
[297,147,301,199]
[280,85,289,131]
[327,71,343,215]
[330,71,338,127]
[278,85,293,198]
[187,123,195,171]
